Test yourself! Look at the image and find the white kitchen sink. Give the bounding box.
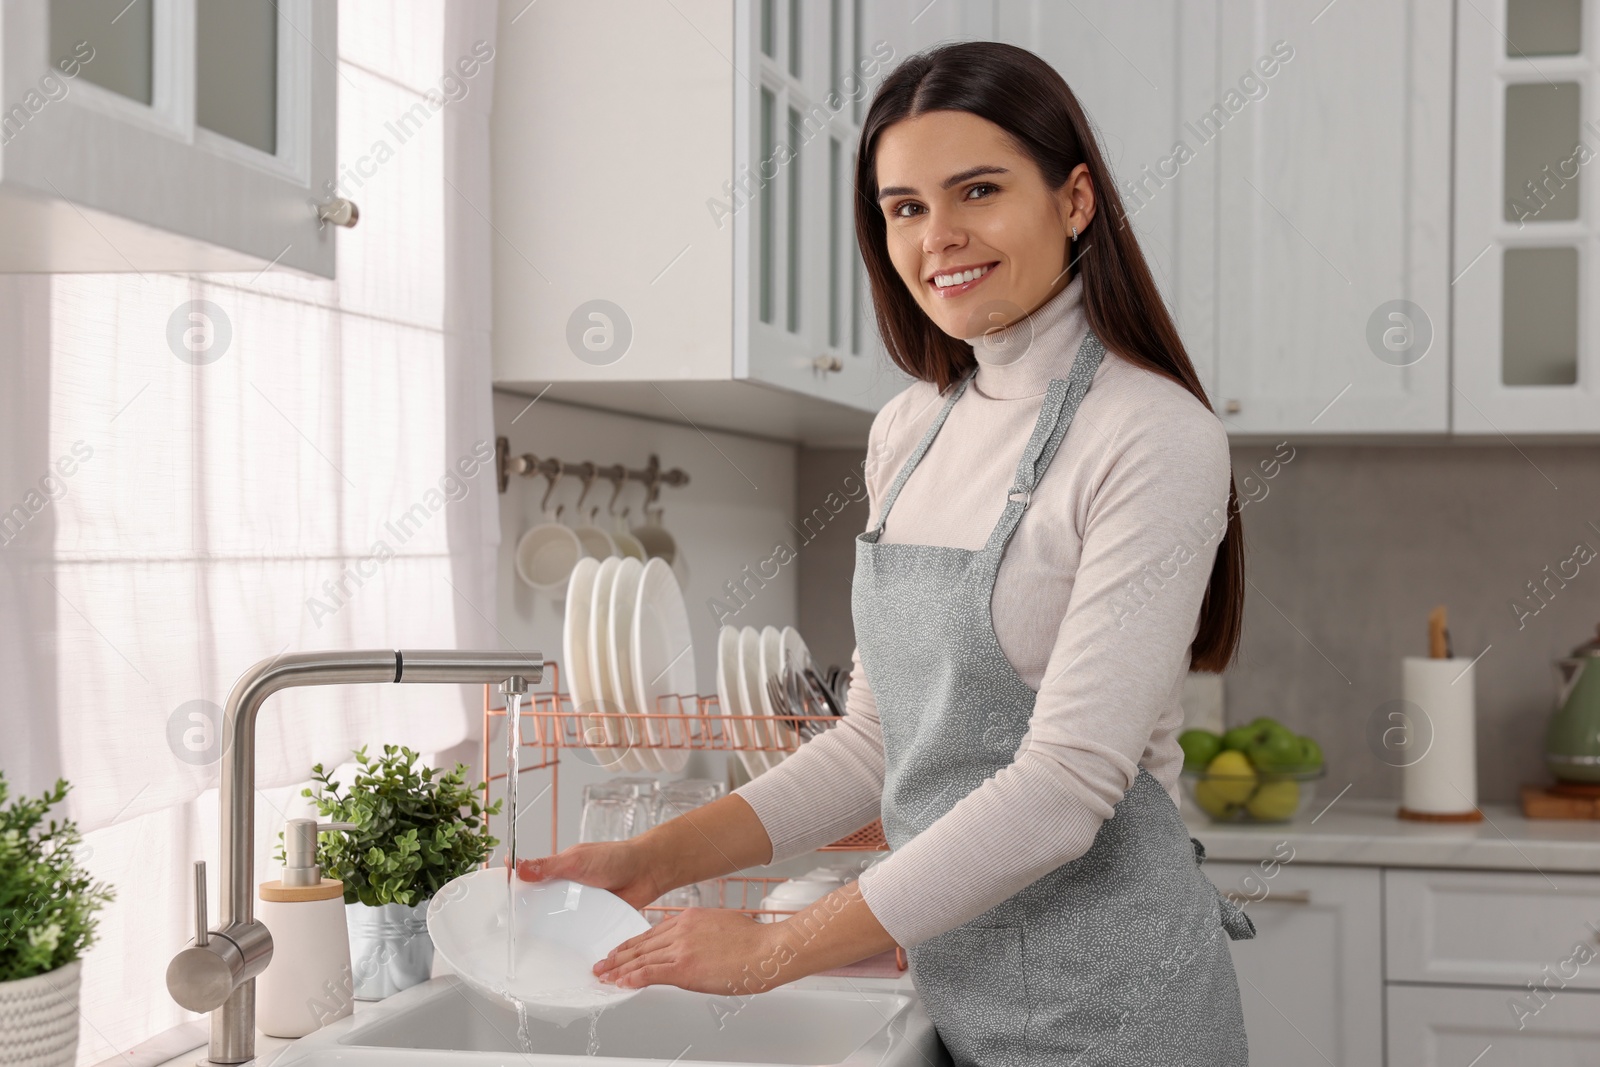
[270,973,947,1067]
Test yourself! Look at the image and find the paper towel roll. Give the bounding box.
[1400,656,1479,817]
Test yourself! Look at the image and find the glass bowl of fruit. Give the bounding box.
[1177,718,1327,823]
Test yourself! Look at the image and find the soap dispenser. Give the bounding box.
[257,818,357,1038]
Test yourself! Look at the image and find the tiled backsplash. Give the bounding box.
[798,441,1600,805]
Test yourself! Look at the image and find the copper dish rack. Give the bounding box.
[477,665,907,974]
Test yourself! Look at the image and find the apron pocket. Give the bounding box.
[908,922,1030,1060]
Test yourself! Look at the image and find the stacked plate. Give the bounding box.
[715,624,817,780]
[562,556,696,773]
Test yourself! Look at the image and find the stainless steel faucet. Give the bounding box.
[166,649,542,1065]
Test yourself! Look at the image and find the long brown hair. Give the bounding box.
[853,41,1243,672]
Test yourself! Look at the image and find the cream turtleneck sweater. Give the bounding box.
[731,274,1233,950]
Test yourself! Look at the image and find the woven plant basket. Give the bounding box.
[0,959,82,1067]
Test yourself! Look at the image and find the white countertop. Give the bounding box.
[1181,796,1600,873]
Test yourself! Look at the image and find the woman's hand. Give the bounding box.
[593,883,900,995]
[594,909,789,994]
[512,839,664,911]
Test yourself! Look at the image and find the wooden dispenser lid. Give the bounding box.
[260,878,345,903]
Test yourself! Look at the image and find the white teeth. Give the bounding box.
[934,264,991,288]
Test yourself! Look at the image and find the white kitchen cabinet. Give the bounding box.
[994,0,1221,403]
[1200,861,1385,1066]
[1388,984,1600,1065]
[1386,868,1600,990]
[998,0,1453,437]
[0,0,341,276]
[492,0,936,445]
[1453,0,1600,433]
[1209,0,1453,435]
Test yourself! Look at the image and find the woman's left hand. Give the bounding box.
[595,908,790,994]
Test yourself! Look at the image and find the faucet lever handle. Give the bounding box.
[193,860,209,947]
[317,821,359,834]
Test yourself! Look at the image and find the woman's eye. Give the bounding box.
[967,183,998,199]
[893,201,923,219]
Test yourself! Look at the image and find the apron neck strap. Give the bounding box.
[870,366,977,536]
[982,329,1106,554]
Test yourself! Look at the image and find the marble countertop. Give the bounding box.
[1181,796,1600,873]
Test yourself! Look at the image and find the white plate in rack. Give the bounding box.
[717,625,767,780]
[607,557,662,772]
[632,557,693,774]
[756,625,800,763]
[737,626,779,772]
[587,557,645,772]
[563,556,625,768]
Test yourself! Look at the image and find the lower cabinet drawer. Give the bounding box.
[1389,983,1600,1065]
[1384,869,1600,989]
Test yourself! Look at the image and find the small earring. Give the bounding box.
[1070,224,1079,242]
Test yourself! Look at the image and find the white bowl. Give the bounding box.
[426,869,650,1025]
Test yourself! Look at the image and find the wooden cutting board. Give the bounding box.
[1520,783,1600,819]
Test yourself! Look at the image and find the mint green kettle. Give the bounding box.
[1545,624,1600,785]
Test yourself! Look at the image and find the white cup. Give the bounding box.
[572,523,617,560]
[515,519,583,593]
[630,509,677,565]
[611,526,647,561]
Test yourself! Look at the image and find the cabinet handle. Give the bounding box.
[1224,398,1242,415]
[316,197,360,228]
[1225,888,1311,907]
[813,354,843,373]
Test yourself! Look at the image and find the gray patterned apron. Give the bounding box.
[853,328,1255,1066]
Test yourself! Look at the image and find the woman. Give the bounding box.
[518,41,1256,1065]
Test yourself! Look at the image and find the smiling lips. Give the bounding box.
[928,261,998,298]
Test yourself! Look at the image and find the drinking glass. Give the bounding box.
[578,795,638,843]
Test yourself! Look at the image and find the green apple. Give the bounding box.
[1247,729,1303,774]
[1179,729,1224,773]
[1222,724,1257,752]
[1295,735,1324,771]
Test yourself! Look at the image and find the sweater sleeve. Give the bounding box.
[854,401,1231,949]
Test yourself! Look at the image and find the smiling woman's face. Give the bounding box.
[874,109,1094,340]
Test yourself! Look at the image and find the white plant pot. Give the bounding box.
[0,958,82,1067]
[347,900,433,1000]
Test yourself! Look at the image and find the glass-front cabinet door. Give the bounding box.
[0,0,338,276]
[1454,0,1600,432]
[736,0,905,414]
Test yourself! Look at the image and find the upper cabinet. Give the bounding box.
[1453,0,1600,434]
[999,0,1454,437]
[0,0,344,277]
[1211,0,1453,436]
[492,0,934,445]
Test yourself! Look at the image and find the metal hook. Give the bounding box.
[600,463,627,516]
[572,462,598,513]
[539,459,566,514]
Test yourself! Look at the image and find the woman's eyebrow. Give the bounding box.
[876,165,1010,201]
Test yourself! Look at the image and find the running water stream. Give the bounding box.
[505,688,523,983]
[500,685,603,1055]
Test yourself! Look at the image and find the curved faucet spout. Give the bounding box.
[170,648,542,1065]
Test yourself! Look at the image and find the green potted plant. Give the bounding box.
[0,774,115,1067]
[295,745,498,999]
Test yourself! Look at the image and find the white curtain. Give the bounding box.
[0,2,502,1060]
